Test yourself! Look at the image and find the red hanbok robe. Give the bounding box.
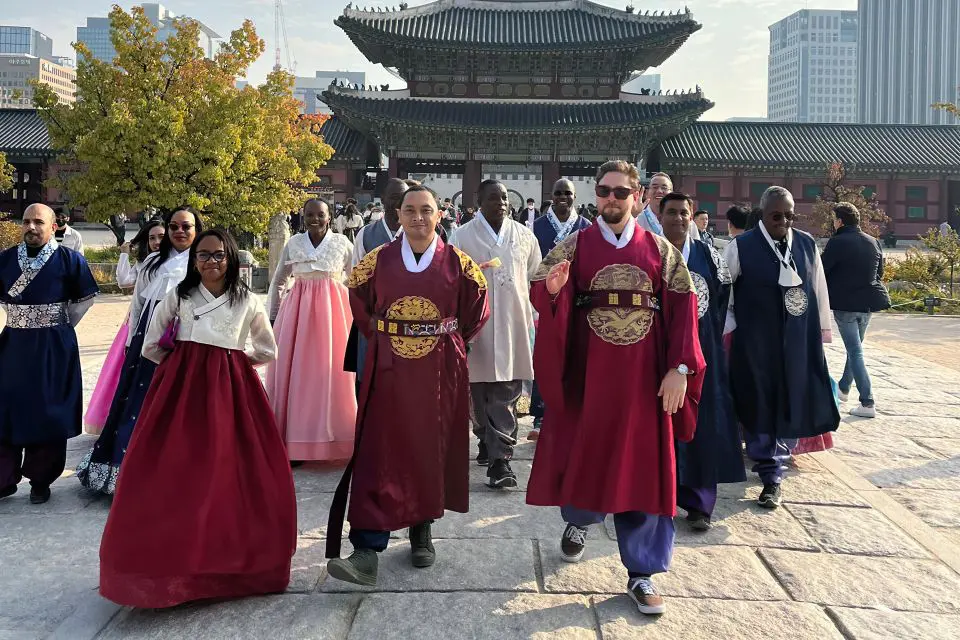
[526,222,705,517]
[326,237,489,557]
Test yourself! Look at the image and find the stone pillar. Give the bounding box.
[541,161,561,204]
[462,160,482,210]
[268,212,290,280]
[388,156,401,179]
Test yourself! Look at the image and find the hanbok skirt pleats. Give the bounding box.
[99,342,296,609]
[83,322,129,435]
[267,277,357,461]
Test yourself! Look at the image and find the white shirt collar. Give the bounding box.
[596,215,636,249]
[477,213,506,246]
[381,217,403,240]
[401,233,439,273]
[681,235,691,264]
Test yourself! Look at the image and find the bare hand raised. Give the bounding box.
[546,260,570,295]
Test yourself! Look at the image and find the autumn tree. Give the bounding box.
[0,152,12,194]
[920,222,960,297]
[807,162,889,238]
[32,5,333,233]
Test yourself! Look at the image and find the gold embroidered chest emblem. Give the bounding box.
[386,295,442,359]
[587,264,655,346]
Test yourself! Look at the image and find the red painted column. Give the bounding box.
[541,161,561,204]
[462,160,482,209]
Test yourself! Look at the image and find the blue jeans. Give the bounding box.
[834,311,874,407]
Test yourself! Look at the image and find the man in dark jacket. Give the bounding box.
[821,203,891,418]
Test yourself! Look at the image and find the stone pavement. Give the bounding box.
[2,298,960,639]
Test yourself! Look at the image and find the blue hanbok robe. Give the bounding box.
[728,228,840,440]
[0,243,98,446]
[532,213,591,258]
[675,240,746,488]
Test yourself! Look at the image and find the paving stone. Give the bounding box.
[608,498,817,551]
[787,504,930,558]
[760,549,960,613]
[857,416,960,439]
[67,435,98,452]
[718,472,868,507]
[595,596,844,639]
[835,454,960,491]
[828,606,960,640]
[289,538,327,594]
[432,492,607,541]
[912,437,960,458]
[297,493,339,539]
[348,593,596,640]
[469,460,532,491]
[832,432,941,460]
[934,527,960,548]
[322,538,537,593]
[886,489,960,527]
[874,389,960,405]
[99,594,361,639]
[0,481,95,515]
[540,542,787,601]
[292,463,349,493]
[878,402,960,418]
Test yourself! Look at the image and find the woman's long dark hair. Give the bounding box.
[177,229,248,306]
[145,206,204,279]
[128,220,164,263]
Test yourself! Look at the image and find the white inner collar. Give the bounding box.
[381,217,403,240]
[401,233,439,273]
[596,215,636,249]
[477,213,506,246]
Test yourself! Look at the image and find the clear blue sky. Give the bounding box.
[8,0,858,120]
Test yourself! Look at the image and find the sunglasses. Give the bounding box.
[196,251,227,263]
[553,190,574,197]
[595,185,634,200]
[168,222,195,232]
[769,212,796,222]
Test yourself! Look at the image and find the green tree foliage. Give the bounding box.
[920,223,960,297]
[32,5,333,233]
[808,163,889,238]
[0,152,13,194]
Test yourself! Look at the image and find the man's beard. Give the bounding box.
[600,204,629,225]
[23,232,42,247]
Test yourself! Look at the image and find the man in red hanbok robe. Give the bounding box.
[527,160,705,616]
[326,186,490,586]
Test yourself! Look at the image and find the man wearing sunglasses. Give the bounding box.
[527,160,705,616]
[526,179,591,441]
[724,186,839,509]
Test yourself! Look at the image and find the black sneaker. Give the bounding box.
[476,442,489,466]
[758,482,782,509]
[560,523,588,563]
[29,485,50,505]
[627,576,666,615]
[327,549,379,586]
[0,485,16,500]
[685,509,711,531]
[487,459,518,489]
[409,522,436,568]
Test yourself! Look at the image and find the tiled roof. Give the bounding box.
[660,121,960,173]
[321,116,373,162]
[322,90,713,133]
[337,0,700,50]
[0,109,52,156]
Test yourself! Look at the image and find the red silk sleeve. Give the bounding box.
[662,285,706,443]
[530,280,574,415]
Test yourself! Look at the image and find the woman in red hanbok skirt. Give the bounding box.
[83,222,165,434]
[99,229,296,609]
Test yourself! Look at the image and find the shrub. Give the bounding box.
[886,248,946,291]
[0,220,20,250]
[84,246,122,263]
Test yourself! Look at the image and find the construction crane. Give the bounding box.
[273,0,296,73]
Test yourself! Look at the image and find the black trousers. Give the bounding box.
[0,440,67,488]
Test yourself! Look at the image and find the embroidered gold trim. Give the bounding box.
[347,245,384,289]
[451,245,488,290]
[386,295,442,359]
[532,232,579,281]
[655,235,695,294]
[587,264,655,346]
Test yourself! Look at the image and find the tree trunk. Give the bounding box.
[268,212,290,280]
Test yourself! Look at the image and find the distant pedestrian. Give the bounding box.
[693,210,715,247]
[53,208,84,254]
[821,203,891,418]
[724,204,751,239]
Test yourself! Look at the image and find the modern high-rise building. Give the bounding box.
[858,0,960,125]
[77,3,221,63]
[0,54,76,108]
[767,10,858,123]
[0,27,53,59]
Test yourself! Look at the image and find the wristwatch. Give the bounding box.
[676,364,691,375]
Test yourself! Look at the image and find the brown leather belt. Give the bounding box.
[574,290,661,311]
[373,315,459,337]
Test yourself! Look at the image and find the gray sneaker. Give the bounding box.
[409,522,436,568]
[327,549,378,586]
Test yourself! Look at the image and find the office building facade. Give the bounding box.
[858,0,960,125]
[0,54,76,109]
[0,27,53,59]
[768,10,858,123]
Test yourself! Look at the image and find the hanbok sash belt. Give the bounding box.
[372,315,459,337]
[574,290,661,312]
[2,302,69,328]
[294,271,337,281]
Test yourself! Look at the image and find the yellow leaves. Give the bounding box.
[0,152,13,194]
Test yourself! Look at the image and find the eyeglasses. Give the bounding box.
[553,190,574,197]
[168,222,195,232]
[595,185,634,200]
[769,212,796,222]
[196,251,226,263]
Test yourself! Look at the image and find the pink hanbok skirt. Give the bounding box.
[266,276,357,461]
[83,322,129,435]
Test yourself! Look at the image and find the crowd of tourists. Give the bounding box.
[0,159,891,615]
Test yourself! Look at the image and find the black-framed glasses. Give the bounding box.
[769,212,796,222]
[196,251,226,263]
[553,190,574,197]
[168,222,195,232]
[595,185,633,200]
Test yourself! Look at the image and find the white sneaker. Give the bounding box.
[837,390,849,402]
[850,404,876,418]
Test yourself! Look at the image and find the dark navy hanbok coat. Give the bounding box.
[0,244,98,446]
